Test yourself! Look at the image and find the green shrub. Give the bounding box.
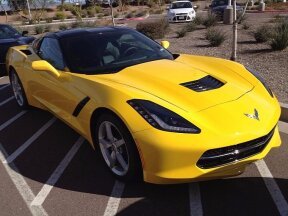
[254,25,273,43]
[147,1,156,8]
[81,9,88,18]
[45,17,53,23]
[103,10,110,16]
[176,27,188,38]
[125,12,135,18]
[242,22,250,30]
[135,10,148,17]
[205,28,226,46]
[136,19,169,39]
[71,21,84,28]
[59,24,68,30]
[193,16,203,25]
[57,3,73,11]
[44,25,51,32]
[185,22,197,32]
[98,13,104,18]
[55,11,66,20]
[95,5,102,14]
[270,20,288,50]
[35,25,45,34]
[203,13,218,28]
[87,7,96,17]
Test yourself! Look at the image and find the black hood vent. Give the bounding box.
[181,75,224,92]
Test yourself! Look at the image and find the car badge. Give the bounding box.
[244,109,260,121]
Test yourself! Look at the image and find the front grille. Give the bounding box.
[181,75,224,92]
[176,13,187,16]
[197,128,275,169]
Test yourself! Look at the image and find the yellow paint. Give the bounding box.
[7,45,281,184]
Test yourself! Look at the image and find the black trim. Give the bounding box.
[73,96,90,117]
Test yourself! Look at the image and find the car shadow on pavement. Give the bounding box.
[0,94,287,215]
[116,177,287,216]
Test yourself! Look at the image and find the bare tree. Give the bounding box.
[231,0,250,61]
[0,0,9,22]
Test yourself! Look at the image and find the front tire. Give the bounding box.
[94,113,142,182]
[9,69,29,109]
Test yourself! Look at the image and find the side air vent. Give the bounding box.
[20,50,32,55]
[181,75,224,92]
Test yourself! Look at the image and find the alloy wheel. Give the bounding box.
[98,121,130,176]
[11,73,24,106]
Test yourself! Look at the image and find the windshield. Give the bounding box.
[171,2,192,9]
[60,29,174,74]
[0,25,20,39]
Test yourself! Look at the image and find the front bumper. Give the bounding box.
[168,13,196,22]
[133,125,281,184]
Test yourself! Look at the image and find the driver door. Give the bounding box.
[31,37,85,123]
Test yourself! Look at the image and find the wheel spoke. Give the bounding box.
[114,139,125,148]
[116,152,128,171]
[106,150,116,168]
[104,122,114,141]
[99,138,112,149]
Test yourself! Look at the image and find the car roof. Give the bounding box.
[172,1,191,3]
[45,26,133,39]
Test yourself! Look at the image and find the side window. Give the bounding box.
[39,38,65,70]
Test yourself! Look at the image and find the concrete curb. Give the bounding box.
[246,10,288,13]
[280,103,288,123]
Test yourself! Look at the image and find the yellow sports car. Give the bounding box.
[6,27,281,184]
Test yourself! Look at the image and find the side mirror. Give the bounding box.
[160,40,170,49]
[193,5,199,9]
[22,30,29,36]
[32,60,60,78]
[166,5,170,10]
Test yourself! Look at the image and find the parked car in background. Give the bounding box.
[0,24,35,77]
[167,1,196,23]
[209,0,243,19]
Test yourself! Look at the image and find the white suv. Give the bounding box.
[167,1,196,22]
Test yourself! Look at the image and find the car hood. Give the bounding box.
[98,54,254,113]
[169,8,193,13]
[0,36,35,45]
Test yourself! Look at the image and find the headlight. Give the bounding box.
[245,67,273,97]
[189,11,194,15]
[169,12,175,16]
[128,99,201,133]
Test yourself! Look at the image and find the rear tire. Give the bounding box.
[9,69,29,109]
[94,113,142,182]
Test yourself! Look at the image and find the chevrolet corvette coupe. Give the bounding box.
[7,27,281,184]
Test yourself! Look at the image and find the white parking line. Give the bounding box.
[0,111,27,132]
[3,117,57,164]
[0,143,48,216]
[0,84,10,91]
[189,183,203,216]
[256,160,288,216]
[103,180,125,216]
[31,136,84,206]
[0,96,14,107]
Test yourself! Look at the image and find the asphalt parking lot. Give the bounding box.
[0,76,288,216]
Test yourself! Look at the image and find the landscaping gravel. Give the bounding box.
[159,13,288,103]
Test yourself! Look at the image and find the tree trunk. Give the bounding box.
[231,0,237,61]
[0,4,8,23]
